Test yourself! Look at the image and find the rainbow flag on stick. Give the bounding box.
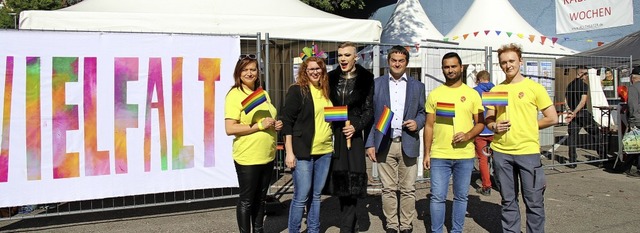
[242,87,267,114]
[436,102,455,118]
[324,106,348,122]
[482,92,509,106]
[375,106,394,134]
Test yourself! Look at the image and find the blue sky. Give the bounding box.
[371,0,640,52]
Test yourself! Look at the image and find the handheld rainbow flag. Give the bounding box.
[482,92,509,106]
[436,102,455,118]
[324,106,348,122]
[242,87,267,114]
[375,106,394,134]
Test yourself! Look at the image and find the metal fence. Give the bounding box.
[543,54,632,170]
[1,31,633,225]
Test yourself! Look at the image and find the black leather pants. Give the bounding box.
[234,161,273,233]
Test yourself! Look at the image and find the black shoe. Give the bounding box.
[476,187,491,196]
[386,228,398,233]
[399,229,412,233]
[566,164,577,169]
[627,171,640,178]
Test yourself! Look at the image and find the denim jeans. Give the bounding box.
[429,158,474,233]
[288,153,332,233]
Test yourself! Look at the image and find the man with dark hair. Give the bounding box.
[625,66,640,178]
[564,65,605,168]
[424,51,484,233]
[366,45,425,233]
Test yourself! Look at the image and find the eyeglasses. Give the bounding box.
[238,54,257,61]
[306,67,323,72]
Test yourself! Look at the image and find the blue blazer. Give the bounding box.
[365,75,426,158]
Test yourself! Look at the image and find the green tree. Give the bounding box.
[0,0,72,29]
[301,0,365,12]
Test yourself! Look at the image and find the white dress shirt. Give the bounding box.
[389,74,407,139]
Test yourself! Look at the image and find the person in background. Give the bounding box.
[225,54,282,233]
[564,65,605,168]
[280,56,334,233]
[424,52,484,233]
[625,66,640,178]
[324,41,374,233]
[485,43,558,233]
[365,46,426,233]
[473,70,494,196]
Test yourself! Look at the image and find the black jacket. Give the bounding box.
[328,64,374,142]
[279,85,316,159]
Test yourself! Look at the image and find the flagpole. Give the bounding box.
[503,106,508,143]
[346,120,351,150]
[452,117,456,147]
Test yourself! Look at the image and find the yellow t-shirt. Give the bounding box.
[310,86,334,155]
[487,78,553,155]
[224,87,277,165]
[426,84,483,159]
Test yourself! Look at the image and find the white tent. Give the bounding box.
[379,0,443,45]
[19,0,382,43]
[19,0,383,108]
[444,0,580,88]
[446,0,577,55]
[359,0,447,74]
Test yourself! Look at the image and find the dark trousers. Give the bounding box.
[339,196,358,233]
[234,161,273,233]
[568,115,603,162]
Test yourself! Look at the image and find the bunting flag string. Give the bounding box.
[443,30,606,46]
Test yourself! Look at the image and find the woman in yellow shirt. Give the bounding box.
[224,54,282,233]
[280,57,333,233]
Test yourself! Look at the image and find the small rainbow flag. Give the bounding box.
[324,106,348,122]
[375,106,394,134]
[482,92,509,106]
[436,102,455,118]
[242,87,267,114]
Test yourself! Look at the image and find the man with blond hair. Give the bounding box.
[485,43,558,233]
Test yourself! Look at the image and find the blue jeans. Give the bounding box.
[288,153,332,233]
[429,158,474,233]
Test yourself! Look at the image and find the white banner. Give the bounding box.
[556,0,633,34]
[0,30,240,207]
